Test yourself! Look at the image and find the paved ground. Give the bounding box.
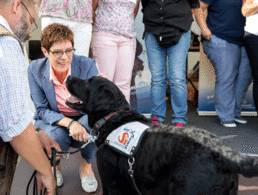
[11,106,258,194]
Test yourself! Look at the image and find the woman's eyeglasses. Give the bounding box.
[50,48,76,58]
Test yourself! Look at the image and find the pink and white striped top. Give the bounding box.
[50,65,81,116]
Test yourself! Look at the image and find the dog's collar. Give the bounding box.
[91,109,125,134]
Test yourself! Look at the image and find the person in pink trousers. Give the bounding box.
[91,0,140,103]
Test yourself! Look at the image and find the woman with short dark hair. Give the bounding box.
[28,23,98,193]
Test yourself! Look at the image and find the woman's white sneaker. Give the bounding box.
[220,122,237,128]
[55,170,63,187]
[234,117,247,124]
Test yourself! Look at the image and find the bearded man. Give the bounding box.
[0,1,61,194]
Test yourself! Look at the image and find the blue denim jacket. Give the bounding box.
[27,54,98,130]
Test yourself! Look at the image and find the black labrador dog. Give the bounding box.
[66,76,258,195]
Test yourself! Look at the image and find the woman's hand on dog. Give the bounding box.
[69,122,89,142]
[98,73,110,80]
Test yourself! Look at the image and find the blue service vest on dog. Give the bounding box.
[105,122,149,157]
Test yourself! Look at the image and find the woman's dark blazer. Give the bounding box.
[28,54,98,130]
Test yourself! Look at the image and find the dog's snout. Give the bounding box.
[67,75,73,82]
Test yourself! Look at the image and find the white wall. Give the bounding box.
[31,15,41,40]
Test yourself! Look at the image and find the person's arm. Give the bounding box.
[36,0,42,7]
[92,0,99,12]
[56,118,89,142]
[189,0,200,9]
[10,123,56,195]
[141,0,147,12]
[59,56,99,142]
[134,0,140,19]
[0,35,56,194]
[193,1,212,40]
[242,0,258,17]
[28,61,66,125]
[92,0,99,23]
[37,129,62,159]
[189,0,200,14]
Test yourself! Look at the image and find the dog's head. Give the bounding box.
[65,75,129,118]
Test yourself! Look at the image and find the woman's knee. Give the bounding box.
[48,126,71,151]
[77,115,91,133]
[169,77,186,87]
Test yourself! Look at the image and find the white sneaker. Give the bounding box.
[220,122,237,128]
[55,170,63,187]
[234,117,247,124]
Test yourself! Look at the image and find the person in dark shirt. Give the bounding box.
[242,0,258,113]
[194,0,252,127]
[141,0,200,127]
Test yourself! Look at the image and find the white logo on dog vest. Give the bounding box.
[106,121,149,157]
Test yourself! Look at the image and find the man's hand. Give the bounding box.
[201,27,213,40]
[36,172,56,195]
[37,130,61,160]
[37,130,61,194]
[69,122,89,142]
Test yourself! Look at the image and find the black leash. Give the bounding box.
[26,109,120,195]
[26,109,142,195]
[128,157,142,195]
[26,135,97,195]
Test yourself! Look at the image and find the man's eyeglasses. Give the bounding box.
[20,1,38,33]
[50,48,76,58]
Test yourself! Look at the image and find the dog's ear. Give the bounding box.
[86,87,115,113]
[86,80,130,113]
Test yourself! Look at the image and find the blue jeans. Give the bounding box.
[144,30,191,124]
[202,35,252,123]
[38,115,97,164]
